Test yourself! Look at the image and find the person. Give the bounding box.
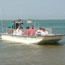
[15,26,24,35]
[30,26,35,36]
[13,21,19,29]
[10,20,20,29]
[42,28,48,35]
[36,27,48,36]
[10,22,14,29]
[7,27,13,34]
[14,23,19,29]
[24,26,30,36]
[35,27,43,36]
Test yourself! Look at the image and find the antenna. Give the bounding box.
[0,8,3,33]
[38,21,39,28]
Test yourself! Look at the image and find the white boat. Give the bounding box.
[1,33,64,44]
[1,19,64,44]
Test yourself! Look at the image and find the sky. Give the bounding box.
[0,0,65,20]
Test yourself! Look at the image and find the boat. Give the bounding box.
[1,19,64,44]
[1,33,64,44]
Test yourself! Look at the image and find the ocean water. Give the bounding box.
[0,20,65,65]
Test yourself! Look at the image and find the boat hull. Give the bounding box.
[1,34,64,44]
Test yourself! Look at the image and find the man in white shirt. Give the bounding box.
[36,27,48,36]
[16,26,23,35]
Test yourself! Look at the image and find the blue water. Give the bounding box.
[0,20,65,65]
[0,20,65,30]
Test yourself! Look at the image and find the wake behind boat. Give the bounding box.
[1,19,64,44]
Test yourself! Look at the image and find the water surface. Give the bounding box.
[0,20,65,65]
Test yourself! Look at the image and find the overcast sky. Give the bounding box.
[0,0,65,20]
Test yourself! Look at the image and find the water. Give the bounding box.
[0,20,65,65]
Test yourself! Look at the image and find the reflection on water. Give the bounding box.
[0,40,65,65]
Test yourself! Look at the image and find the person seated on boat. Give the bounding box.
[30,26,35,36]
[35,27,48,36]
[15,26,24,35]
[35,27,43,36]
[7,27,13,34]
[41,28,48,35]
[24,26,30,36]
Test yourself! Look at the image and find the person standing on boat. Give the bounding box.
[7,20,15,34]
[10,22,14,29]
[10,20,19,29]
[30,26,35,36]
[24,26,30,36]
[16,26,24,35]
[10,20,15,29]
